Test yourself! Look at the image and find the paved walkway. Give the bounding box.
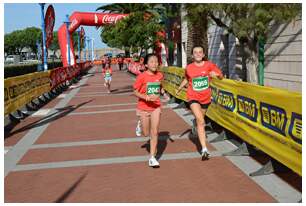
[4,65,301,202]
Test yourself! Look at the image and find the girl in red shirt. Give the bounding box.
[102,63,112,93]
[176,45,223,160]
[133,53,169,168]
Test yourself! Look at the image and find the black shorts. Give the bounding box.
[187,100,211,109]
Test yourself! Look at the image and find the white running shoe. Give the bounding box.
[135,120,142,137]
[148,157,160,167]
[201,148,210,161]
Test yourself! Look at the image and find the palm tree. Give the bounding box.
[96,3,164,16]
[96,3,168,57]
[183,4,210,65]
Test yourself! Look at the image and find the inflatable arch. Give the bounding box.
[58,12,167,67]
[58,12,128,67]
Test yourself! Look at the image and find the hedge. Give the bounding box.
[4,61,63,78]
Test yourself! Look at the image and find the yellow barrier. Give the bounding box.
[4,71,51,115]
[161,67,302,176]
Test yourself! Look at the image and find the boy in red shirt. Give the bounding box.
[176,45,223,160]
[133,53,169,167]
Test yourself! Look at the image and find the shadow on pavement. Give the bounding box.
[140,131,173,161]
[111,85,134,94]
[5,100,93,139]
[55,172,88,203]
[188,131,202,154]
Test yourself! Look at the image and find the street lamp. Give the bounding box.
[87,37,91,61]
[83,36,87,61]
[77,28,81,63]
[39,3,48,71]
[91,38,94,61]
[64,14,71,66]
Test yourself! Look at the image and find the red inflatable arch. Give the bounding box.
[58,12,128,67]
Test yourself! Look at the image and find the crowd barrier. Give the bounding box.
[161,66,302,176]
[128,62,145,75]
[5,71,50,116]
[4,61,93,116]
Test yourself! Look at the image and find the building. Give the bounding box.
[180,9,302,92]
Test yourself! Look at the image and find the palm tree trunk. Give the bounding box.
[186,11,209,64]
[246,38,259,84]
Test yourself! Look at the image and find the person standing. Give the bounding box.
[118,56,123,71]
[176,45,223,160]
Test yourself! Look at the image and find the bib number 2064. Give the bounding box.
[147,82,160,95]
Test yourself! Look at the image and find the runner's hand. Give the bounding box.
[147,95,159,102]
[209,71,217,78]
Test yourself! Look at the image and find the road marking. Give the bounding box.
[31,109,51,117]
[68,106,172,116]
[74,92,134,97]
[13,151,222,172]
[80,102,137,108]
[28,133,199,149]
[57,94,67,98]
[4,69,94,177]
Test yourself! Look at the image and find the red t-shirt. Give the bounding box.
[118,57,123,64]
[133,71,164,111]
[185,61,223,104]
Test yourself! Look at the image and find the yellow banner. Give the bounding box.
[161,67,302,176]
[161,67,187,101]
[5,72,51,115]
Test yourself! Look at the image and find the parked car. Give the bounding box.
[5,55,21,64]
[5,55,14,62]
[104,53,113,58]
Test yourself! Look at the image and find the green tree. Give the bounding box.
[4,30,25,55]
[209,3,301,83]
[23,27,42,54]
[4,27,41,56]
[4,34,16,55]
[183,4,213,64]
[49,32,59,57]
[101,11,163,56]
[96,3,165,57]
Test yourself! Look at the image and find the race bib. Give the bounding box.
[105,71,111,77]
[192,76,209,91]
[146,82,160,95]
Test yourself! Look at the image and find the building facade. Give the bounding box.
[180,9,302,92]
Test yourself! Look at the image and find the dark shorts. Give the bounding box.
[187,100,211,109]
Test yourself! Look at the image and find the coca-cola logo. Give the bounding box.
[102,14,125,24]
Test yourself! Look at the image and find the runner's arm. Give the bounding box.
[210,64,223,79]
[176,78,188,95]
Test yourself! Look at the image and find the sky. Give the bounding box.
[4,3,110,49]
